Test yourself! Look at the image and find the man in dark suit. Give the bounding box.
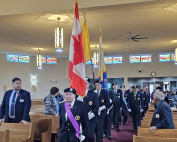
[0,77,31,125]
[58,88,89,142]
[127,84,133,118]
[81,77,99,142]
[94,80,109,142]
[121,85,128,125]
[145,87,150,111]
[103,89,115,140]
[140,89,147,120]
[128,86,144,131]
[111,82,122,131]
[149,91,175,133]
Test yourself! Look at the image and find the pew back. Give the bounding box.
[0,130,9,142]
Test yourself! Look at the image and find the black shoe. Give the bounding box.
[108,135,111,140]
[116,128,120,131]
[132,129,136,132]
[103,134,107,138]
[123,123,126,125]
[111,126,116,130]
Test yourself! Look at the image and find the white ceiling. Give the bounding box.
[0,0,177,58]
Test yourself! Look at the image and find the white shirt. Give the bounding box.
[122,91,125,97]
[113,89,117,94]
[85,90,88,96]
[65,99,75,121]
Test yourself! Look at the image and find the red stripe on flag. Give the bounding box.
[74,1,79,20]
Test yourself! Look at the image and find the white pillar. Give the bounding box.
[124,77,128,89]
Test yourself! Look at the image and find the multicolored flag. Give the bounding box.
[68,0,86,97]
[98,29,108,92]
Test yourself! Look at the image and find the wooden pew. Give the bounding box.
[141,122,177,128]
[31,118,52,142]
[144,114,177,119]
[30,114,59,134]
[31,99,44,105]
[0,123,34,142]
[133,135,177,142]
[138,127,177,138]
[142,118,177,123]
[0,130,9,142]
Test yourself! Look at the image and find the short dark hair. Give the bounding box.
[50,87,59,95]
[12,77,21,83]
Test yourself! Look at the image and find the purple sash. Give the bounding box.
[64,102,80,138]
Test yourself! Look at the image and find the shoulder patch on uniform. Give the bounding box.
[75,115,80,120]
[89,101,93,105]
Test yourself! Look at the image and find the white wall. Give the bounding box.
[0,53,177,102]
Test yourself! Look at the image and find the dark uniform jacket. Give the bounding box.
[141,92,147,107]
[58,100,89,142]
[145,91,150,104]
[150,100,175,129]
[128,91,144,111]
[0,89,31,123]
[85,90,99,125]
[122,91,128,109]
[107,92,115,117]
[110,89,122,109]
[96,89,110,119]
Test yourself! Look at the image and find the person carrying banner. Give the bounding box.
[58,88,89,142]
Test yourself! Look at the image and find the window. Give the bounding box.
[171,54,175,61]
[19,55,30,63]
[130,56,140,63]
[47,57,57,64]
[42,57,47,64]
[141,55,151,63]
[159,54,170,62]
[113,57,122,64]
[86,58,94,65]
[7,55,18,62]
[104,57,112,64]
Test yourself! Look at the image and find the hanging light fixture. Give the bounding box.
[93,46,99,67]
[55,17,63,52]
[175,48,177,64]
[37,49,42,69]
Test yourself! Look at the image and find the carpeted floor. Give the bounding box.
[103,118,137,142]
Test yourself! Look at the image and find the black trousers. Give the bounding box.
[114,108,121,129]
[83,124,96,142]
[95,117,104,142]
[122,108,127,124]
[103,113,112,136]
[132,109,140,130]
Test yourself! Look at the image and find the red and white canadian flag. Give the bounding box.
[68,0,86,97]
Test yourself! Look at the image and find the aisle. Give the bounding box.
[103,118,137,142]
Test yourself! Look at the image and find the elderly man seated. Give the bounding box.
[149,91,175,133]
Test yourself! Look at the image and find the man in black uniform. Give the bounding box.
[128,86,144,131]
[140,89,147,120]
[81,77,99,142]
[94,80,109,142]
[127,84,133,118]
[121,85,128,125]
[145,87,150,112]
[58,88,89,142]
[110,82,122,131]
[103,90,115,140]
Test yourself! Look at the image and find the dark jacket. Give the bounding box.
[110,89,123,109]
[44,94,57,115]
[145,91,150,104]
[57,94,64,102]
[141,92,147,107]
[97,89,110,119]
[122,91,129,109]
[58,100,89,142]
[107,92,115,117]
[0,89,31,123]
[150,100,175,129]
[128,91,144,111]
[85,90,99,125]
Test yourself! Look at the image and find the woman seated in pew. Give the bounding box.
[168,90,177,107]
[149,91,175,133]
[44,87,59,118]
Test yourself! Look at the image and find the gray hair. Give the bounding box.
[153,91,165,101]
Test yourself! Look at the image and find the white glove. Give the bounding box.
[77,96,83,102]
[148,103,151,106]
[140,109,143,112]
[99,105,106,111]
[98,105,106,115]
[128,109,131,112]
[120,108,122,111]
[88,112,95,120]
[110,99,112,103]
[81,135,85,141]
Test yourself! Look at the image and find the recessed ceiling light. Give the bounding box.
[32,48,46,51]
[170,40,177,44]
[90,44,110,48]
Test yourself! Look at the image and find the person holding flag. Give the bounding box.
[94,30,109,142]
[60,1,89,142]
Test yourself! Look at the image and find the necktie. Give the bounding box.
[97,90,99,96]
[69,104,72,109]
[114,90,116,94]
[10,92,17,117]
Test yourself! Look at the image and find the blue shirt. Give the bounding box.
[52,97,59,115]
[9,90,20,118]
